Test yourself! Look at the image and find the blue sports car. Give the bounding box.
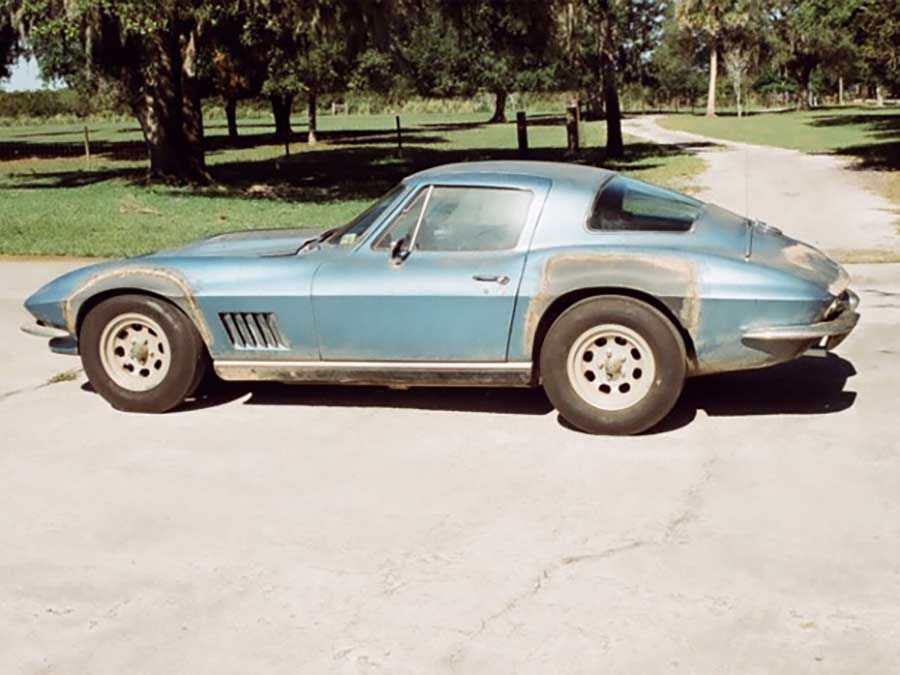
[24,161,859,434]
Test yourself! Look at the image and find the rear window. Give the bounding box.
[587,176,703,232]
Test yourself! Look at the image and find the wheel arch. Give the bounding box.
[76,288,176,336]
[529,287,697,380]
[68,269,214,350]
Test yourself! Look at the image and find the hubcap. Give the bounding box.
[566,324,656,411]
[99,313,172,392]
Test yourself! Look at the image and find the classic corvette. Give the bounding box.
[24,160,859,434]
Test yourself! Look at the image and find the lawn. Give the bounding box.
[0,112,705,257]
[661,107,900,218]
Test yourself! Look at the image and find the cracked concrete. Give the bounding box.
[2,260,900,674]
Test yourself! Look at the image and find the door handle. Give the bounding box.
[473,274,510,285]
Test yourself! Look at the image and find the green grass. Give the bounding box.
[660,107,900,156]
[1,112,706,257]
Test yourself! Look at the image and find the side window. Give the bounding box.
[373,188,429,249]
[375,185,533,252]
[588,176,703,232]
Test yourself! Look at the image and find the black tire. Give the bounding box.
[79,294,208,413]
[539,295,687,435]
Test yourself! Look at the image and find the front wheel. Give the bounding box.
[79,294,208,413]
[540,296,687,435]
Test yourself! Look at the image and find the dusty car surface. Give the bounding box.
[24,160,859,434]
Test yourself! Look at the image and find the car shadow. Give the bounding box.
[157,353,856,433]
[644,353,857,434]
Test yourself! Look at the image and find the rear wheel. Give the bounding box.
[80,294,208,413]
[540,296,686,435]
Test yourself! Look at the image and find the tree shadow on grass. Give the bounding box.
[3,111,715,208]
[0,125,449,163]
[810,111,900,172]
[183,139,715,206]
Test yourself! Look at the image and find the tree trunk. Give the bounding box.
[797,81,810,110]
[876,83,885,107]
[488,90,508,123]
[179,28,207,178]
[706,42,718,117]
[307,92,318,145]
[130,27,208,184]
[733,68,743,118]
[271,94,293,140]
[225,98,239,140]
[603,61,624,159]
[838,77,844,106]
[796,64,814,110]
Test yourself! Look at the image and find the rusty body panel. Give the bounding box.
[24,160,858,386]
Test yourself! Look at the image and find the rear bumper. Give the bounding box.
[742,290,860,351]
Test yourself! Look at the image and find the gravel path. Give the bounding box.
[623,115,899,253]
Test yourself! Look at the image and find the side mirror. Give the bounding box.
[390,237,411,265]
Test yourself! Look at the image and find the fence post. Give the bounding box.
[395,115,403,155]
[516,111,528,156]
[83,126,91,169]
[565,104,579,155]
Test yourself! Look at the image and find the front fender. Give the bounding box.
[25,261,215,349]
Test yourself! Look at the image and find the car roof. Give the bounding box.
[407,160,615,189]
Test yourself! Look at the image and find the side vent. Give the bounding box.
[220,312,288,350]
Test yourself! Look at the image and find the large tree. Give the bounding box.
[443,0,557,123]
[0,11,21,83]
[10,0,217,183]
[676,0,743,116]
[720,0,768,117]
[650,6,708,111]
[203,7,268,141]
[770,0,860,109]
[560,0,664,159]
[249,0,389,144]
[855,0,900,93]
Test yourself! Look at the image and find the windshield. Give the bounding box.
[327,184,407,245]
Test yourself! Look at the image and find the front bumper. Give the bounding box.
[20,322,79,356]
[743,290,860,351]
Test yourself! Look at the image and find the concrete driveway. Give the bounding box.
[3,260,900,675]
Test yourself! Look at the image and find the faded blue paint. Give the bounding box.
[24,160,853,378]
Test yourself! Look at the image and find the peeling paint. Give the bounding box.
[64,266,214,347]
[783,243,849,296]
[523,251,701,355]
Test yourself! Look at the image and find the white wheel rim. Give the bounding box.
[98,313,172,392]
[566,323,656,411]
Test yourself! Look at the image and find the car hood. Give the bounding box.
[152,228,322,258]
[697,205,849,296]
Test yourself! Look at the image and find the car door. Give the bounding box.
[311,177,550,362]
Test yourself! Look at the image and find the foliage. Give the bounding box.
[855,0,900,89]
[768,0,861,108]
[649,4,708,106]
[0,10,20,81]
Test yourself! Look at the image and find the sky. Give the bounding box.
[2,55,50,91]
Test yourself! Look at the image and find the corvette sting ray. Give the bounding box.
[24,161,859,434]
